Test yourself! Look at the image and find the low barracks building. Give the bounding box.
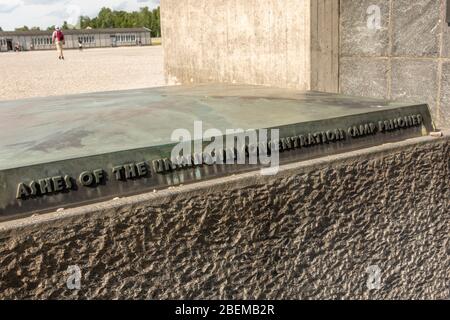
[0,27,152,52]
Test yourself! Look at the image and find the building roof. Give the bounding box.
[0,27,151,37]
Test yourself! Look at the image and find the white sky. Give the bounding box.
[0,0,160,31]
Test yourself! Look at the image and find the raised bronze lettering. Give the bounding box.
[52,176,64,192]
[79,171,94,186]
[123,164,137,179]
[16,183,30,199]
[29,180,39,196]
[136,162,148,176]
[64,175,73,189]
[112,166,124,180]
[39,178,53,194]
[93,169,105,184]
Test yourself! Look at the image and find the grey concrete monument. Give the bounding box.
[0,84,434,221]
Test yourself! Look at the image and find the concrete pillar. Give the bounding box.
[340,0,450,129]
[161,0,339,92]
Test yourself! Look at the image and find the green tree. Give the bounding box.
[79,16,91,29]
[0,27,3,31]
[150,7,160,37]
[98,7,114,28]
[62,21,69,29]
[15,26,30,31]
[139,7,150,28]
[69,6,161,34]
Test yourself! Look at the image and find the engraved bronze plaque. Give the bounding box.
[0,84,435,221]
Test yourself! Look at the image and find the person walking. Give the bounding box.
[52,26,65,60]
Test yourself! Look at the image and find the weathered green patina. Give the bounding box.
[0,84,434,220]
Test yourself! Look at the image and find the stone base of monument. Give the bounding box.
[0,85,447,300]
[0,130,448,299]
[0,85,435,221]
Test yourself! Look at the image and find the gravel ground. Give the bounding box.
[0,46,165,101]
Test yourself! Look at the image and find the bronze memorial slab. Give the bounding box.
[0,84,435,221]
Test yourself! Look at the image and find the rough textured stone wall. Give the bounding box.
[340,0,450,129]
[0,133,448,299]
[161,0,339,92]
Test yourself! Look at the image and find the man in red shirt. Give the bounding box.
[52,26,65,60]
